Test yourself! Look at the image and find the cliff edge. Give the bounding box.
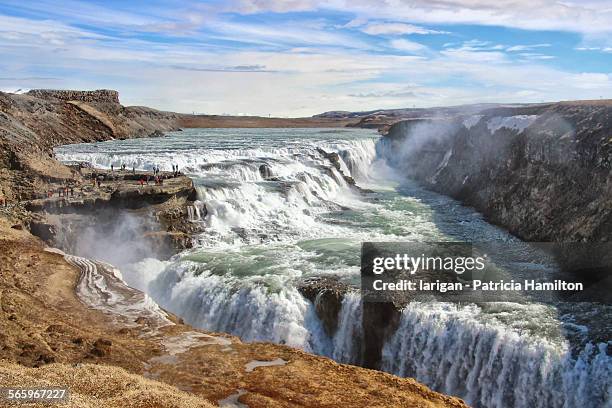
[383,100,612,242]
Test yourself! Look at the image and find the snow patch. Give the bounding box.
[462,115,483,130]
[486,115,538,134]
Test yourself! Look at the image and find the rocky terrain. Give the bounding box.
[178,114,358,128]
[0,89,468,407]
[6,87,610,406]
[0,89,358,207]
[0,219,467,408]
[0,89,180,205]
[382,100,612,242]
[299,100,612,370]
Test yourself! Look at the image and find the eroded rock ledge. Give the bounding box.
[24,168,203,258]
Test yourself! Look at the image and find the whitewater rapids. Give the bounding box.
[55,128,611,408]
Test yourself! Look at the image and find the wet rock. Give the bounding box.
[343,175,356,186]
[30,221,57,243]
[362,302,402,369]
[297,277,350,337]
[317,148,342,171]
[259,164,273,179]
[148,129,165,138]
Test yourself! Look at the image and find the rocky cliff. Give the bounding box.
[0,90,180,202]
[382,100,612,242]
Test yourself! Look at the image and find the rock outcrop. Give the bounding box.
[25,89,121,104]
[297,277,351,337]
[382,101,612,242]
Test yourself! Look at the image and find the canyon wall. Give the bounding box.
[382,101,612,242]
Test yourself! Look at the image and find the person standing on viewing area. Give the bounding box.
[111,164,114,172]
[132,166,136,175]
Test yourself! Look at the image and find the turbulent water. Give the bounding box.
[56,128,611,408]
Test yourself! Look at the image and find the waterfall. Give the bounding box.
[56,128,611,408]
[381,303,612,408]
[187,200,206,222]
[331,292,363,364]
[338,139,377,182]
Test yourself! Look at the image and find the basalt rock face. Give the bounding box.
[383,101,612,242]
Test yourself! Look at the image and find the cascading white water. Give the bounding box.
[337,139,377,182]
[55,128,611,408]
[380,303,612,408]
[187,200,205,222]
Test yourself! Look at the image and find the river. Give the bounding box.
[55,127,611,408]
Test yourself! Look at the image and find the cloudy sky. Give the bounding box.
[0,0,611,116]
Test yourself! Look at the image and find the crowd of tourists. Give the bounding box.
[38,162,185,202]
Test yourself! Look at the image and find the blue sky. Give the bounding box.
[0,0,611,115]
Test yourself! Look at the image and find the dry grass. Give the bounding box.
[0,362,216,408]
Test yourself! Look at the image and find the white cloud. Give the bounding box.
[1,2,611,116]
[207,20,373,50]
[518,53,555,60]
[361,22,446,35]
[388,39,428,53]
[230,0,612,34]
[506,43,551,52]
[576,46,612,53]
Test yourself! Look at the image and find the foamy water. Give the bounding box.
[56,127,611,408]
